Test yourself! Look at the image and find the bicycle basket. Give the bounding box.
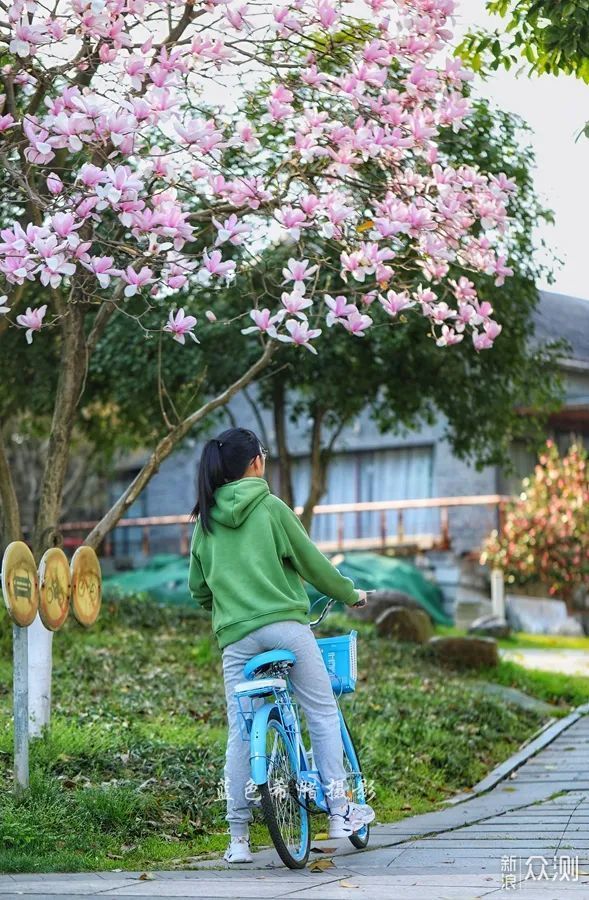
[316,630,357,694]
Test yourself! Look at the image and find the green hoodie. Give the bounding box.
[188,477,359,648]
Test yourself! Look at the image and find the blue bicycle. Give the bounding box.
[233,598,370,869]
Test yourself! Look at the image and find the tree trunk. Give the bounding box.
[272,378,294,508]
[0,427,23,544]
[300,408,327,532]
[300,416,345,533]
[32,303,87,560]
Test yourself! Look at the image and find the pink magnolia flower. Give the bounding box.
[430,302,454,324]
[342,311,373,337]
[277,319,322,354]
[174,117,225,155]
[490,254,514,287]
[324,294,357,327]
[0,113,15,132]
[205,310,217,323]
[16,305,47,343]
[436,324,464,347]
[10,23,48,58]
[51,212,82,248]
[46,172,63,195]
[472,320,502,350]
[0,295,9,314]
[380,290,415,317]
[163,308,199,345]
[213,214,250,246]
[22,120,54,165]
[82,256,120,289]
[317,0,339,29]
[234,120,260,154]
[32,234,77,287]
[224,176,272,210]
[196,249,236,285]
[241,308,285,337]
[122,265,155,297]
[77,163,106,188]
[282,258,319,291]
[281,290,312,319]
[225,5,253,32]
[450,276,477,302]
[276,206,308,240]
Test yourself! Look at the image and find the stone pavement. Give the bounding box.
[3,709,589,899]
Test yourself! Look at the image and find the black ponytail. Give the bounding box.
[191,427,263,533]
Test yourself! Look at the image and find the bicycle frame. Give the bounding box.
[237,595,367,813]
[246,676,355,813]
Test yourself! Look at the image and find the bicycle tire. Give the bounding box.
[340,716,370,850]
[259,718,310,869]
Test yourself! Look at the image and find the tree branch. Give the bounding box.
[83,341,275,549]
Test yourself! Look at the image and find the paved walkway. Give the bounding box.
[3,709,589,899]
[501,647,589,678]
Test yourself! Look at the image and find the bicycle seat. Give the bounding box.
[243,649,296,680]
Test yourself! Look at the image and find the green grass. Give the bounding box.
[478,661,589,708]
[498,632,589,652]
[0,597,586,873]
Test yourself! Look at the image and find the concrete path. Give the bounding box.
[501,647,589,678]
[3,710,589,899]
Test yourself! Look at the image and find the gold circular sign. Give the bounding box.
[1,541,39,627]
[38,547,71,631]
[70,545,101,627]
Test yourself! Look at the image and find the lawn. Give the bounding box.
[1,596,588,873]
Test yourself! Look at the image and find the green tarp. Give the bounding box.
[306,552,452,625]
[104,550,451,624]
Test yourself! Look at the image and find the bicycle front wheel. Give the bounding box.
[341,717,370,850]
[259,717,310,869]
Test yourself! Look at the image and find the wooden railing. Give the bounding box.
[57,494,510,557]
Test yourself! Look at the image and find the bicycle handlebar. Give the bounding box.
[309,597,336,629]
[309,591,374,629]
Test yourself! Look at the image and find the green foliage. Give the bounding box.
[458,1,589,82]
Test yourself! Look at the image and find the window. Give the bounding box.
[291,446,434,543]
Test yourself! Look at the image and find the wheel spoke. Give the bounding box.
[265,721,306,857]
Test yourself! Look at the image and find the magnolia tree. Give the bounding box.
[0,0,515,563]
[482,441,589,613]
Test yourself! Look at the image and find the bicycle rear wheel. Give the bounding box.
[259,717,310,869]
[341,717,370,849]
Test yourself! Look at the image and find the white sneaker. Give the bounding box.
[223,835,253,863]
[328,802,375,838]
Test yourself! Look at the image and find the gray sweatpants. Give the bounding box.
[221,620,348,836]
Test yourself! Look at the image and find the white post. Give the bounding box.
[13,623,29,791]
[491,567,505,620]
[27,613,53,737]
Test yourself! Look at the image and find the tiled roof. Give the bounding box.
[535,291,589,363]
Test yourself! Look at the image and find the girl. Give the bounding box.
[188,427,374,863]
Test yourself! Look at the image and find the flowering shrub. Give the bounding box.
[482,441,589,610]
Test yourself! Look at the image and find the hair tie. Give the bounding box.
[217,440,224,448]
